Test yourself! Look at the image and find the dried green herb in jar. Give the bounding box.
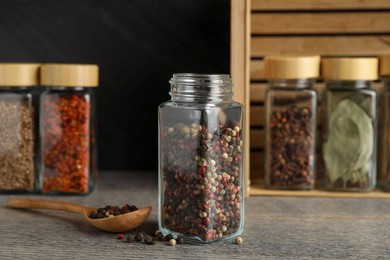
[321,57,378,191]
[323,98,373,187]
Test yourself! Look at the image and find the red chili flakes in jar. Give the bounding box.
[40,64,98,194]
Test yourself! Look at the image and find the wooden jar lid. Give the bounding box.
[41,64,99,87]
[264,55,320,80]
[0,63,40,86]
[322,57,378,81]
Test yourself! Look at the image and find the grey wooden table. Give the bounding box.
[1,171,390,259]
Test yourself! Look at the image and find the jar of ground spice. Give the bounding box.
[158,74,244,243]
[40,64,98,194]
[0,63,40,193]
[263,55,320,190]
[379,55,390,191]
[321,57,378,191]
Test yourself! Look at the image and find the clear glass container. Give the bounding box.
[379,55,390,191]
[158,74,244,243]
[263,56,320,190]
[321,58,378,191]
[40,64,98,194]
[0,63,40,193]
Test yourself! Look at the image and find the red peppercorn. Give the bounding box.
[198,167,206,174]
[117,234,124,240]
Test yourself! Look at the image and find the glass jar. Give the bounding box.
[264,56,320,190]
[0,63,40,193]
[158,74,244,243]
[379,55,390,191]
[40,64,98,194]
[321,57,378,191]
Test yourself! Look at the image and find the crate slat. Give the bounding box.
[251,0,390,11]
[252,12,390,34]
[251,36,390,57]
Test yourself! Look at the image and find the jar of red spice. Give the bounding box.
[40,64,98,194]
[158,74,244,243]
[0,63,40,193]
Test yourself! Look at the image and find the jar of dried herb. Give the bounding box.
[40,64,98,194]
[379,55,390,191]
[321,57,378,192]
[158,74,244,243]
[0,63,40,193]
[263,55,320,190]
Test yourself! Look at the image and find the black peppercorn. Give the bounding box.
[177,237,185,244]
[127,234,136,243]
[165,234,174,242]
[144,235,155,245]
[135,232,144,242]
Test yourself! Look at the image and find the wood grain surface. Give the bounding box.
[2,171,390,259]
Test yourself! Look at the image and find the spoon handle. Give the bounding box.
[7,198,93,215]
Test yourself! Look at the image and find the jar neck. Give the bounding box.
[169,74,233,102]
[268,78,315,89]
[325,80,372,89]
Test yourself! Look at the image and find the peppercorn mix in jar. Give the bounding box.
[379,55,390,191]
[158,74,244,243]
[263,56,320,190]
[40,64,98,194]
[321,57,378,191]
[0,63,40,193]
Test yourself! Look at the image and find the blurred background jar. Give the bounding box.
[0,63,40,193]
[379,55,390,191]
[40,64,98,194]
[321,57,378,192]
[158,74,244,243]
[263,56,320,190]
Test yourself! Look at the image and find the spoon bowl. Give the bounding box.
[7,198,151,233]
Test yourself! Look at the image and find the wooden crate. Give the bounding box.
[230,0,390,197]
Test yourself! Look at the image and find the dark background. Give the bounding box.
[0,0,231,171]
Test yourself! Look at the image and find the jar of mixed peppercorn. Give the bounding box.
[0,63,40,193]
[378,55,390,191]
[263,56,320,190]
[321,57,378,192]
[158,74,244,243]
[40,64,98,194]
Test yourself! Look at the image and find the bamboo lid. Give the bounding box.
[380,55,390,76]
[0,63,40,86]
[41,64,99,87]
[321,57,378,81]
[263,55,320,79]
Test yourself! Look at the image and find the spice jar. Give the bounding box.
[40,64,98,194]
[379,55,390,191]
[263,55,320,190]
[321,57,378,191]
[158,74,244,243]
[0,63,40,193]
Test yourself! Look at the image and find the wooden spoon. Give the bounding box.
[7,198,151,233]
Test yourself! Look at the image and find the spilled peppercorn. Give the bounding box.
[120,230,186,246]
[89,204,139,219]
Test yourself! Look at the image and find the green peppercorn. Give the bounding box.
[234,236,243,245]
[168,239,176,246]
